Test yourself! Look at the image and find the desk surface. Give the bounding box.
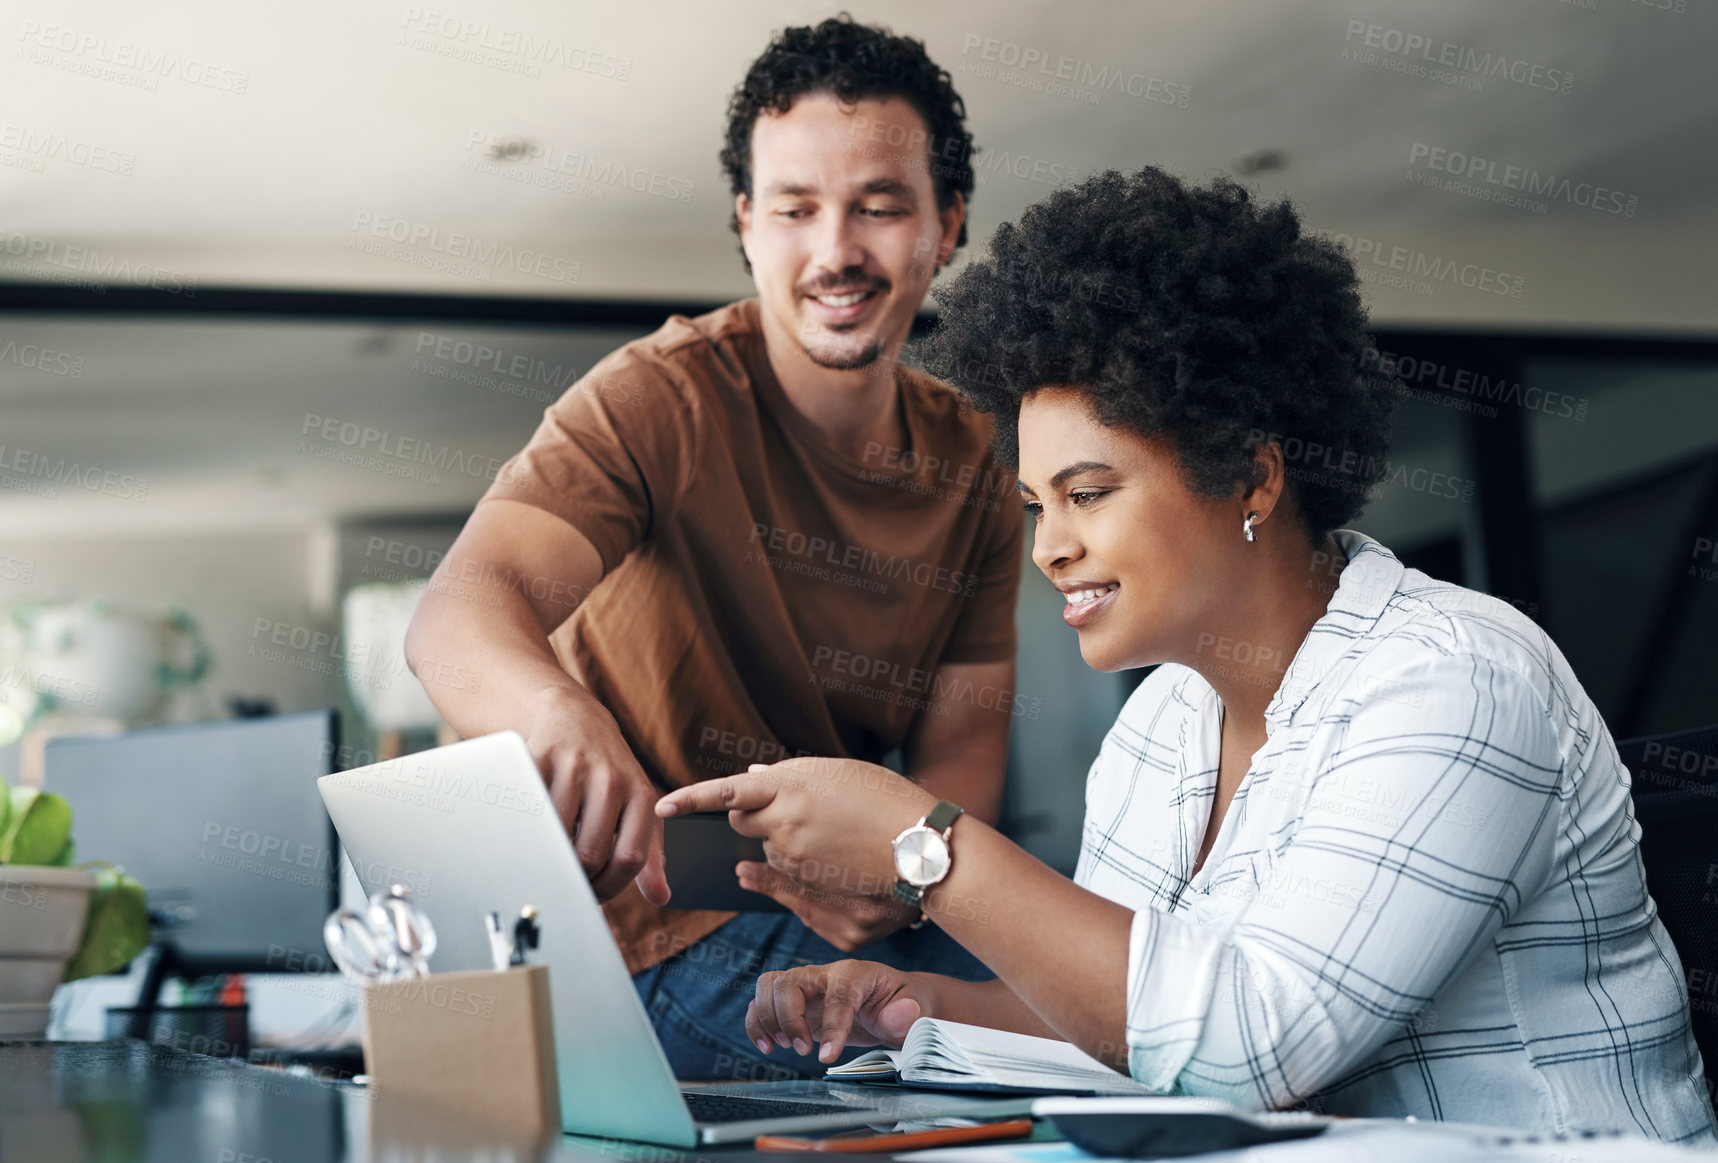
[0,1039,896,1163]
[0,1041,1703,1163]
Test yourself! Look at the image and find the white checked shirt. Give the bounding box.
[1073,530,1717,1141]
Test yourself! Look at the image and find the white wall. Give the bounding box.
[0,527,345,773]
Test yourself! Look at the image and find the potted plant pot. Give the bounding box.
[0,865,100,1037]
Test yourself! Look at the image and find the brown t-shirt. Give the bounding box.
[479,299,1023,974]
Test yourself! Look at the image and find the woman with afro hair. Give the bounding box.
[659,168,1716,1141]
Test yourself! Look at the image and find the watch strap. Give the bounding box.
[926,799,964,835]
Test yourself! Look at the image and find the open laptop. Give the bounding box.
[317,731,1033,1145]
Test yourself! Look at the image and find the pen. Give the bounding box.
[754,1118,1035,1152]
[510,905,540,967]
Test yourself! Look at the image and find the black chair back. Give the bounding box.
[1618,724,1718,1109]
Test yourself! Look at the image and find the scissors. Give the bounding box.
[323,884,437,985]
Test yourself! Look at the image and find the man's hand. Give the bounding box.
[524,685,669,906]
[404,502,673,906]
[737,862,919,951]
[747,959,933,1064]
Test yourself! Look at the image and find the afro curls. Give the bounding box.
[920,167,1399,541]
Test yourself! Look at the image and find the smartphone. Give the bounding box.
[661,812,787,913]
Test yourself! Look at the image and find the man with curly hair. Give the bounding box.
[405,16,1019,1079]
[661,168,1718,1140]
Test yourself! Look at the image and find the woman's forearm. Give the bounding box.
[916,975,1063,1040]
[920,817,1134,1069]
[654,761,1139,1069]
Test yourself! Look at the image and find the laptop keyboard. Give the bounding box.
[682,1089,856,1124]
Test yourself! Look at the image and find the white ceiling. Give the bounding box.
[2,0,1713,328]
[7,315,1709,550]
[1,0,1715,542]
[0,318,642,537]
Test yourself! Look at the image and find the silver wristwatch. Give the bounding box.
[891,800,964,907]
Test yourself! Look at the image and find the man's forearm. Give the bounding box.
[403,499,611,742]
[404,583,590,739]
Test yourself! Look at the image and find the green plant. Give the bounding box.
[0,785,150,981]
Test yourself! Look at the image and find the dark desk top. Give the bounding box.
[10,1040,1662,1163]
[0,1040,905,1163]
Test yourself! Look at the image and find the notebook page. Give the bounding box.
[825,1048,902,1078]
[907,1019,1149,1094]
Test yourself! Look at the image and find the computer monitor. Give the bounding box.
[42,710,340,974]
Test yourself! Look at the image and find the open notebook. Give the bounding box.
[824,1018,1152,1096]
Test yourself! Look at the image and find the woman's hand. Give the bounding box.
[656,756,937,905]
[747,959,933,1064]
[737,863,923,951]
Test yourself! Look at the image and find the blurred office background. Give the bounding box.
[1,1,1715,1045]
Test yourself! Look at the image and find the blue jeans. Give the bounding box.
[631,912,994,1082]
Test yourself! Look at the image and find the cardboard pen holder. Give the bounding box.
[360,964,560,1135]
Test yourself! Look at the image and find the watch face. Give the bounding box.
[893,827,951,887]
